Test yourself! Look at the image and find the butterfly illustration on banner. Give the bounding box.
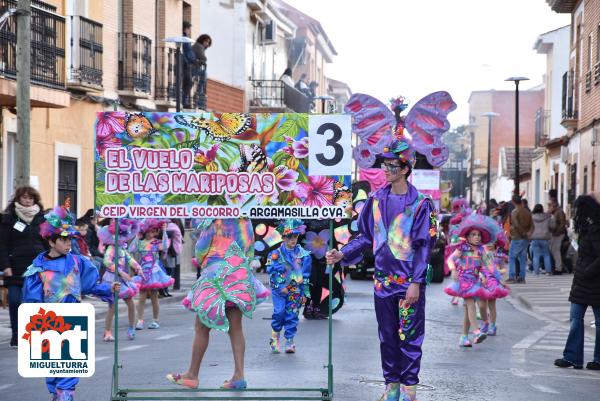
[188,242,256,331]
[344,91,457,168]
[175,113,254,142]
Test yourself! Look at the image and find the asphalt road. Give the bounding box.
[0,276,598,401]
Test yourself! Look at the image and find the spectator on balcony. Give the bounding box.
[192,34,212,110]
[295,73,310,96]
[280,68,294,87]
[182,21,196,109]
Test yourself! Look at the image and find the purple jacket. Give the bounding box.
[341,183,435,297]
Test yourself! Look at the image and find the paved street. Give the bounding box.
[0,272,598,401]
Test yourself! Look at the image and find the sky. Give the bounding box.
[284,0,570,127]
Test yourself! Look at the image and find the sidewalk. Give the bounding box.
[0,272,200,345]
[508,272,596,336]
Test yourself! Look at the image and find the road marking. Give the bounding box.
[155,334,180,340]
[0,384,14,390]
[513,325,555,349]
[530,384,560,394]
[120,345,148,352]
[96,356,111,362]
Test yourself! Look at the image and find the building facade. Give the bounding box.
[548,0,600,213]
[467,88,544,206]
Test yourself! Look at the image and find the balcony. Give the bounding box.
[249,79,310,113]
[154,45,176,106]
[68,16,102,91]
[118,33,152,97]
[546,0,577,13]
[0,0,70,108]
[585,71,592,93]
[594,62,600,86]
[561,71,578,130]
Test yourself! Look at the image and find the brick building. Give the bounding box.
[547,0,600,210]
[0,0,200,213]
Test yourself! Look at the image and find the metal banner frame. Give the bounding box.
[109,218,336,401]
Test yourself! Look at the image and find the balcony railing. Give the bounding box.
[250,79,310,113]
[118,32,152,94]
[585,70,592,93]
[154,46,176,103]
[68,15,102,89]
[594,62,600,85]
[0,0,66,89]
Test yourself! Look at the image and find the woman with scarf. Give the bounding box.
[0,186,47,347]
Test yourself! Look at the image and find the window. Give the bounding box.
[597,24,600,61]
[584,165,588,195]
[589,33,593,69]
[58,158,78,214]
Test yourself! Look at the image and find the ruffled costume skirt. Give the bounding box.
[444,271,488,299]
[481,270,509,299]
[139,264,175,290]
[102,270,142,299]
[182,262,270,331]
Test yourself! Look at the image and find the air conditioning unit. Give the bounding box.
[262,20,277,44]
[560,146,569,163]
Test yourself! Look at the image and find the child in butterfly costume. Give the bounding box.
[21,204,120,401]
[327,140,436,401]
[131,219,174,330]
[478,226,510,337]
[168,218,269,390]
[97,219,144,341]
[266,219,312,354]
[444,214,502,347]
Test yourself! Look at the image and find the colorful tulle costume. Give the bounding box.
[22,204,113,400]
[132,219,174,290]
[267,219,312,345]
[183,218,269,331]
[98,219,143,299]
[444,214,507,300]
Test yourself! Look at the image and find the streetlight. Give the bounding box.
[464,123,477,206]
[505,76,529,196]
[163,36,194,112]
[482,112,499,214]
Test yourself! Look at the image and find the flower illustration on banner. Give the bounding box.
[96,112,126,156]
[139,194,163,205]
[97,112,126,139]
[283,136,309,159]
[195,144,220,171]
[273,165,298,192]
[304,229,329,259]
[293,176,334,207]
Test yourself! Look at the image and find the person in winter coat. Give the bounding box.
[0,186,47,347]
[554,195,600,370]
[529,204,555,275]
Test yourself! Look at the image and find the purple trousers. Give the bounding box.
[374,289,426,385]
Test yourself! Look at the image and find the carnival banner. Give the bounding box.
[95,112,352,219]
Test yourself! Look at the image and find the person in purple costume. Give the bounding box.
[326,139,436,401]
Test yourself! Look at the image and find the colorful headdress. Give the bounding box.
[139,218,168,235]
[97,219,140,246]
[40,201,77,239]
[451,198,469,214]
[276,219,306,237]
[377,139,416,167]
[457,214,500,245]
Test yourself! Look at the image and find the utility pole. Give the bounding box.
[15,0,31,187]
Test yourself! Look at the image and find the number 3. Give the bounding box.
[316,123,343,167]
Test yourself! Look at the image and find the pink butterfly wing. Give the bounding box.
[404,91,457,167]
[345,94,395,168]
